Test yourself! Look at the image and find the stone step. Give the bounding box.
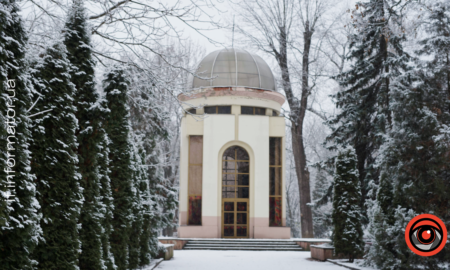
[189,240,297,245]
[183,246,303,251]
[186,239,295,242]
[185,243,299,248]
[183,239,303,251]
[187,241,298,246]
[186,242,298,247]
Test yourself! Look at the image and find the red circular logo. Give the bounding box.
[405,214,447,256]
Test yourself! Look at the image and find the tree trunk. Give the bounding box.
[296,23,314,238]
[274,22,314,238]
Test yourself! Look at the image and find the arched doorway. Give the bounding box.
[222,146,250,238]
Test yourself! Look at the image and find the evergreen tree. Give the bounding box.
[127,69,177,263]
[128,134,146,269]
[146,149,177,259]
[365,3,450,268]
[0,0,42,268]
[365,169,399,269]
[415,0,450,231]
[326,0,409,219]
[30,40,83,270]
[331,147,364,263]
[63,1,104,268]
[136,146,152,267]
[312,167,333,238]
[416,1,450,97]
[104,66,133,270]
[97,98,117,270]
[366,60,450,270]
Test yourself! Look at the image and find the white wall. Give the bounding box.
[202,115,235,217]
[179,118,188,215]
[238,115,270,219]
[179,103,288,237]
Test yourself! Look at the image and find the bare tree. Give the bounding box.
[20,0,221,94]
[231,0,328,238]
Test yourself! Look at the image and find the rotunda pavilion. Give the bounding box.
[177,48,290,239]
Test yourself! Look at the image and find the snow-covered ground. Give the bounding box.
[328,259,376,270]
[155,250,367,270]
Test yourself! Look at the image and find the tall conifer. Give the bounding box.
[312,168,332,238]
[416,1,450,97]
[147,150,177,259]
[327,0,409,218]
[127,69,177,263]
[128,135,146,269]
[30,41,83,270]
[366,60,450,270]
[365,3,450,268]
[136,145,152,266]
[331,147,364,263]
[63,1,104,268]
[97,98,117,270]
[104,66,133,270]
[0,0,42,268]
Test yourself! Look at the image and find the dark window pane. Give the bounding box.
[188,196,202,225]
[224,213,234,224]
[255,107,266,115]
[237,202,247,211]
[204,106,216,114]
[269,197,282,226]
[188,108,196,114]
[218,106,231,114]
[222,173,235,186]
[237,187,249,198]
[223,147,235,160]
[236,146,249,160]
[224,226,234,236]
[270,137,282,166]
[237,162,249,173]
[224,202,234,211]
[223,161,235,173]
[237,174,249,186]
[270,167,282,196]
[241,106,253,115]
[222,187,235,198]
[236,226,247,237]
[272,110,278,116]
[237,213,247,224]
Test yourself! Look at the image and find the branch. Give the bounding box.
[27,96,41,112]
[29,108,52,118]
[307,107,327,121]
[89,0,132,20]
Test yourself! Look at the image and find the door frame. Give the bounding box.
[218,142,254,239]
[221,198,249,238]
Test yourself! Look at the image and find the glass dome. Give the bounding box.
[191,48,276,91]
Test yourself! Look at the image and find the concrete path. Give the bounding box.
[155,250,353,270]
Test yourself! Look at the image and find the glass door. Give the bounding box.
[222,146,250,238]
[223,200,249,238]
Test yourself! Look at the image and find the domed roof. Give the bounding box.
[191,48,276,91]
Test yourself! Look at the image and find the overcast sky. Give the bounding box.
[167,0,232,54]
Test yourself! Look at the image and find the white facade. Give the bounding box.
[177,48,290,239]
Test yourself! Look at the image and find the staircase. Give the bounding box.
[183,239,303,251]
